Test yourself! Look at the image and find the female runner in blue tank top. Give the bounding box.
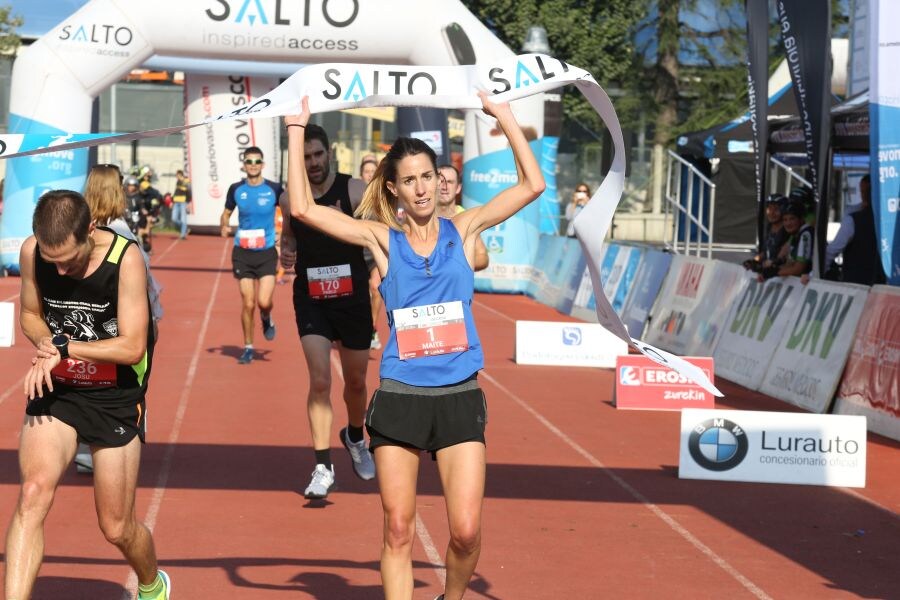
[285,93,544,600]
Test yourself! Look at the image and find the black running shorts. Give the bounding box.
[232,246,278,279]
[366,377,486,457]
[26,391,146,447]
[293,294,373,350]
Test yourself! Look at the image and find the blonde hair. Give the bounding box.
[84,165,126,225]
[355,137,437,231]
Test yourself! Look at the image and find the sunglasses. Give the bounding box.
[244,158,263,165]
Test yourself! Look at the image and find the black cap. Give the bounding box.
[782,200,806,218]
[766,193,786,207]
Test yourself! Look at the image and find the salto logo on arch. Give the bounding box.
[205,0,360,28]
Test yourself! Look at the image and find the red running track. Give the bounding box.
[0,233,897,599]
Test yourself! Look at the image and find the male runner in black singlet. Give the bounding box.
[6,191,170,600]
[279,124,375,499]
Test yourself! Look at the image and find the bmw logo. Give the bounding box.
[688,418,748,471]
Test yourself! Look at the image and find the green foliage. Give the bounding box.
[461,0,647,131]
[0,5,22,56]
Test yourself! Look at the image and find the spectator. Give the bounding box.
[743,194,788,273]
[565,183,590,237]
[825,175,886,285]
[359,154,378,185]
[759,200,813,281]
[789,186,816,228]
[171,169,192,239]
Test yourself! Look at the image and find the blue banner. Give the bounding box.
[870,105,900,284]
[611,245,644,315]
[537,136,560,235]
[1,114,89,273]
[620,250,672,339]
[466,140,542,293]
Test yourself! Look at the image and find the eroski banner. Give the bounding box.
[0,54,721,396]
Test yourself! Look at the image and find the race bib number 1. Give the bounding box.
[394,301,469,360]
[238,228,266,249]
[51,359,117,388]
[307,264,353,299]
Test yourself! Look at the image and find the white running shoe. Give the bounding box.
[74,445,93,474]
[340,427,376,480]
[304,464,336,499]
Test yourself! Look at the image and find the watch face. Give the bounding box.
[52,334,68,347]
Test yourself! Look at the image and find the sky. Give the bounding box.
[8,0,87,38]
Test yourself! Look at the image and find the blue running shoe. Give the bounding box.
[262,316,276,341]
[238,347,254,364]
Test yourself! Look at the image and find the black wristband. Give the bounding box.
[286,124,305,129]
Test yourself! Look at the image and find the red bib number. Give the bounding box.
[307,264,353,299]
[394,301,469,360]
[238,228,266,249]
[51,358,117,388]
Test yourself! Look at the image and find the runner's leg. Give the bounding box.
[336,344,369,428]
[238,277,257,346]
[301,334,334,452]
[92,436,159,585]
[4,415,79,599]
[436,441,486,600]
[375,445,420,599]
[257,274,276,320]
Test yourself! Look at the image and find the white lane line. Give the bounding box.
[473,299,514,324]
[479,369,773,600]
[150,236,180,265]
[841,488,900,522]
[2,293,17,302]
[0,375,27,408]
[122,238,230,599]
[330,348,447,585]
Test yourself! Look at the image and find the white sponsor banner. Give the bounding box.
[679,408,867,488]
[714,275,804,390]
[184,74,280,230]
[515,320,627,368]
[0,302,14,347]
[644,255,716,354]
[759,279,870,413]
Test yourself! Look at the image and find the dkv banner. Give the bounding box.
[184,74,280,230]
[0,54,721,397]
[759,279,869,413]
[833,285,900,441]
[714,275,804,390]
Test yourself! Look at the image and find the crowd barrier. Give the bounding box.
[522,234,900,441]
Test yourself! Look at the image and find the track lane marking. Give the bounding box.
[480,369,773,600]
[122,238,230,599]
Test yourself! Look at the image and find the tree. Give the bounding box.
[0,5,22,56]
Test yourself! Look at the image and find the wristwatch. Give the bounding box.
[51,334,69,359]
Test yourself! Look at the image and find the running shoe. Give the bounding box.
[238,347,254,364]
[262,316,276,341]
[138,569,171,600]
[340,427,376,480]
[304,464,336,499]
[370,331,382,350]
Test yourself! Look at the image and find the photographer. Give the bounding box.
[565,183,591,237]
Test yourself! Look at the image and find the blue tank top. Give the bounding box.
[379,218,483,386]
[225,178,283,250]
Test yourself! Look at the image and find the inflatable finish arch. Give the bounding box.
[1,0,544,273]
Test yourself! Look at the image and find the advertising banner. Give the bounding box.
[621,250,672,339]
[515,320,627,368]
[610,245,644,315]
[644,255,716,354]
[833,285,900,441]
[746,0,770,244]
[557,238,587,317]
[777,0,832,273]
[184,74,280,230]
[869,0,900,284]
[528,235,567,307]
[615,356,715,411]
[679,408,867,488]
[759,279,869,413]
[714,275,804,390]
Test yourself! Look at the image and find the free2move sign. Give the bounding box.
[678,409,867,488]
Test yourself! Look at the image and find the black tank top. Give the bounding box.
[291,173,369,303]
[35,228,154,406]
